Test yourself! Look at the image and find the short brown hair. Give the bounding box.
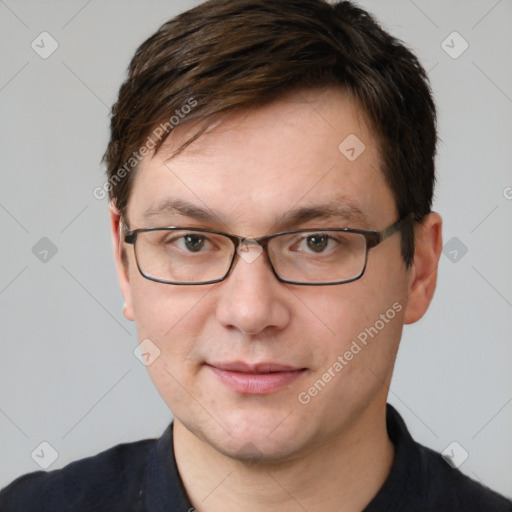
[103,0,437,265]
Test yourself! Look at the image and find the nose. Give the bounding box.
[214,242,291,335]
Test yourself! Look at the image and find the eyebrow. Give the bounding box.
[143,199,220,222]
[141,197,370,229]
[275,200,369,229]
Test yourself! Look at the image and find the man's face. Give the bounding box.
[118,88,412,462]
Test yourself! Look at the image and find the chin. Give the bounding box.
[216,431,307,466]
[192,406,314,464]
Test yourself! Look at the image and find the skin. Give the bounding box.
[110,87,442,511]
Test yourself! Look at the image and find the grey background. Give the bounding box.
[1,0,511,499]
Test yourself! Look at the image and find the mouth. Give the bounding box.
[206,361,307,395]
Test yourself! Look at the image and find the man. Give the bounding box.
[1,0,510,510]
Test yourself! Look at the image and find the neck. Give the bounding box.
[173,402,394,512]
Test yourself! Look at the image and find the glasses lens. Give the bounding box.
[268,230,367,284]
[134,229,235,283]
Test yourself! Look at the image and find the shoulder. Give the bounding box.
[377,405,512,512]
[0,437,156,512]
[416,443,512,511]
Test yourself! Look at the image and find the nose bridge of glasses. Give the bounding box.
[235,237,265,265]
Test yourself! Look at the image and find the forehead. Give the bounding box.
[127,87,396,232]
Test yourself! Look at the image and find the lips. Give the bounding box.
[211,361,301,373]
[207,361,306,394]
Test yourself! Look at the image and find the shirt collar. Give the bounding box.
[364,404,424,511]
[141,404,418,511]
[142,423,193,512]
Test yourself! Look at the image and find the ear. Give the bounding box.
[404,212,443,324]
[109,203,135,321]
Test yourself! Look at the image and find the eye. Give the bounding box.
[290,232,340,254]
[183,234,205,252]
[305,234,330,253]
[162,233,209,253]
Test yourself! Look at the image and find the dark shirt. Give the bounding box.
[1,405,510,511]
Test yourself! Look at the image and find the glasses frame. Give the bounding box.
[123,213,414,286]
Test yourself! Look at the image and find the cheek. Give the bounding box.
[129,280,212,408]
[295,286,405,418]
[303,273,406,364]
[300,285,387,345]
[129,274,211,354]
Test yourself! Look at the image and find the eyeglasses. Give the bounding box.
[123,214,413,286]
